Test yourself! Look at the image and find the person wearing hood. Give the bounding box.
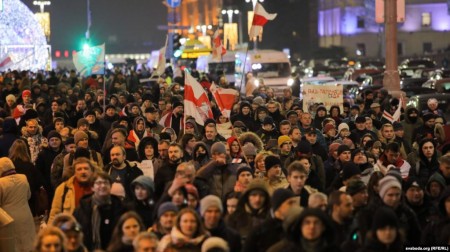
[409,138,440,186]
[226,136,243,162]
[425,172,446,204]
[421,188,450,245]
[192,141,211,170]
[127,116,152,150]
[404,178,439,229]
[0,117,19,157]
[266,100,286,123]
[401,106,423,147]
[231,101,256,132]
[126,175,156,228]
[313,105,327,131]
[137,136,163,178]
[143,106,164,137]
[100,104,119,133]
[268,208,340,252]
[226,179,271,243]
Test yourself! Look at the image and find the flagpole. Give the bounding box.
[102,44,106,115]
[240,46,250,95]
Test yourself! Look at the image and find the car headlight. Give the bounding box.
[287,78,294,86]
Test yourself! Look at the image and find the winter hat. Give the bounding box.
[200,195,224,216]
[265,155,282,171]
[403,178,423,192]
[47,130,62,141]
[295,140,312,155]
[337,123,349,134]
[131,175,155,195]
[346,179,367,196]
[233,121,247,131]
[329,142,341,154]
[74,131,88,145]
[372,207,399,231]
[343,138,355,149]
[386,167,403,183]
[323,123,335,134]
[77,118,89,128]
[393,122,403,131]
[211,142,227,155]
[64,137,74,146]
[252,96,265,107]
[201,237,229,252]
[423,113,436,122]
[172,100,183,109]
[22,90,31,98]
[286,110,297,118]
[304,127,317,135]
[426,172,446,193]
[263,116,274,125]
[337,144,351,156]
[157,202,178,219]
[74,147,91,160]
[242,143,257,156]
[378,175,402,199]
[370,103,381,109]
[341,162,361,181]
[236,166,254,179]
[278,135,292,148]
[83,110,96,118]
[0,157,15,174]
[5,94,16,103]
[355,116,366,124]
[272,188,296,211]
[185,184,199,200]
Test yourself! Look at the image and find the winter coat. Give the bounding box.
[0,117,19,157]
[73,194,124,251]
[0,173,35,252]
[36,146,63,195]
[244,217,284,252]
[12,159,44,216]
[158,226,208,252]
[21,125,47,164]
[104,161,144,200]
[207,220,241,252]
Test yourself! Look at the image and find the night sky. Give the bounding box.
[23,0,167,54]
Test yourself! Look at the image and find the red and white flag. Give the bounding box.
[184,71,213,126]
[249,3,277,41]
[0,54,13,69]
[212,30,226,61]
[382,95,404,123]
[210,83,237,118]
[154,36,168,76]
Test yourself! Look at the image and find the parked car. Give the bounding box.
[407,93,450,121]
[422,78,450,92]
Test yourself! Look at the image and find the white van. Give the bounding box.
[196,52,236,85]
[235,50,292,94]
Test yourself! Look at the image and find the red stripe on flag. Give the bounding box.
[252,14,269,26]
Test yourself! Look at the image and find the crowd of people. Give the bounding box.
[0,67,449,252]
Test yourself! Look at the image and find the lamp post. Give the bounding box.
[86,0,91,41]
[221,9,243,45]
[32,0,51,13]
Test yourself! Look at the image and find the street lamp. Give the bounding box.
[33,0,51,13]
[221,8,243,45]
[245,0,263,9]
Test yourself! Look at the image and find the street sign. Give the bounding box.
[167,0,181,8]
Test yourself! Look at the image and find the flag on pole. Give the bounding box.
[382,96,403,123]
[73,43,105,77]
[184,71,213,126]
[210,83,237,118]
[212,30,226,61]
[0,54,13,69]
[249,3,277,41]
[155,36,168,76]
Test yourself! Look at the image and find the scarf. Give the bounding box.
[91,195,111,249]
[170,226,206,247]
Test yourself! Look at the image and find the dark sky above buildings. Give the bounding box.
[23,0,167,54]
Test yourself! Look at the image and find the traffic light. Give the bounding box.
[173,33,182,57]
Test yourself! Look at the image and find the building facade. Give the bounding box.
[318,0,450,57]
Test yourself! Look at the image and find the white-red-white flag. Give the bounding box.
[212,30,226,61]
[184,71,213,126]
[0,54,13,69]
[382,95,403,123]
[249,3,277,41]
[155,36,168,76]
[210,83,237,118]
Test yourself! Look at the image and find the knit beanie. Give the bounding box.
[236,166,253,179]
[22,89,31,98]
[378,176,402,199]
[372,206,399,231]
[278,135,292,148]
[74,131,88,145]
[131,175,155,195]
[211,142,227,155]
[64,137,75,146]
[200,195,224,216]
[338,123,349,135]
[47,130,62,141]
[329,142,341,155]
[337,144,351,156]
[341,162,361,181]
[295,140,312,155]
[272,188,295,211]
[323,123,335,134]
[201,237,229,252]
[157,202,178,219]
[242,143,257,156]
[185,184,199,200]
[265,155,282,171]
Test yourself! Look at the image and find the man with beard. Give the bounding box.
[103,128,139,164]
[159,101,184,137]
[328,191,354,247]
[104,146,143,200]
[144,106,163,136]
[154,143,184,199]
[288,126,302,148]
[48,158,96,224]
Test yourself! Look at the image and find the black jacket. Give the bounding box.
[0,117,19,157]
[73,194,124,251]
[244,217,284,252]
[208,220,242,252]
[104,161,143,200]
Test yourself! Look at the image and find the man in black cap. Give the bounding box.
[159,100,184,136]
[346,179,368,214]
[304,126,328,161]
[243,188,299,252]
[256,116,279,145]
[144,106,163,136]
[325,144,352,190]
[404,178,438,229]
[351,116,377,146]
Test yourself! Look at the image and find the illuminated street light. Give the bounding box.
[32,0,51,13]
